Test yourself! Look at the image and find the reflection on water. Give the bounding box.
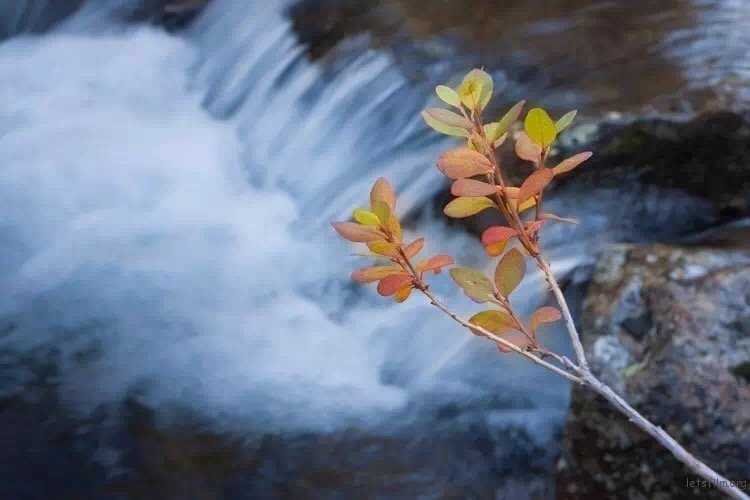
[293,0,750,113]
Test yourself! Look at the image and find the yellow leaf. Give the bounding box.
[421,108,472,137]
[435,85,461,107]
[449,267,494,303]
[443,196,496,218]
[457,69,493,111]
[367,240,400,257]
[468,310,516,336]
[371,200,391,226]
[485,240,507,257]
[387,212,402,242]
[393,284,413,303]
[352,208,380,226]
[524,108,557,148]
[494,248,526,297]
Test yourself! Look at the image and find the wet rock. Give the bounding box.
[557,241,750,499]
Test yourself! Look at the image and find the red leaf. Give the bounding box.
[437,147,493,179]
[451,178,497,197]
[481,226,517,247]
[332,222,382,242]
[517,168,554,203]
[377,274,413,296]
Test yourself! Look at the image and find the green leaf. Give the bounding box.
[494,248,526,297]
[436,85,461,107]
[457,69,493,111]
[469,310,516,335]
[494,100,525,138]
[421,108,472,137]
[450,266,495,303]
[555,110,577,133]
[444,196,496,218]
[352,208,380,226]
[524,108,557,148]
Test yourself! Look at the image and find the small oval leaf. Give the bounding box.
[518,168,554,204]
[332,222,382,242]
[514,132,542,164]
[555,110,577,133]
[370,177,396,212]
[450,267,495,303]
[421,108,472,137]
[444,196,496,218]
[481,226,518,247]
[469,310,516,336]
[524,108,557,148]
[451,178,497,197]
[495,248,526,297]
[457,68,493,111]
[403,238,425,258]
[435,85,461,107]
[377,274,413,296]
[351,265,402,283]
[437,147,493,179]
[552,151,593,176]
[530,306,562,332]
[353,208,380,226]
[417,254,454,274]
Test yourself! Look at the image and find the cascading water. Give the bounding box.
[0,0,574,438]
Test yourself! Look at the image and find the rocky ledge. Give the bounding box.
[557,240,750,499]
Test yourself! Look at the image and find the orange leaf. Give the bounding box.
[514,132,542,164]
[553,152,592,176]
[451,178,497,197]
[530,306,562,332]
[351,266,402,283]
[496,331,533,353]
[403,238,425,258]
[377,274,413,296]
[332,222,382,242]
[518,168,554,203]
[485,241,507,257]
[481,226,517,247]
[370,177,396,211]
[499,186,520,199]
[494,248,526,297]
[393,284,414,303]
[417,254,454,274]
[437,147,493,179]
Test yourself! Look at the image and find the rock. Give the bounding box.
[557,241,750,499]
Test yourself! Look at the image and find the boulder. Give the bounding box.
[557,241,750,499]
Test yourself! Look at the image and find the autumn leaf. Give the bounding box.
[481,226,518,247]
[351,265,403,283]
[417,255,454,274]
[514,132,542,164]
[332,222,383,242]
[403,238,425,258]
[451,178,497,197]
[386,212,402,242]
[494,248,525,297]
[518,168,554,203]
[352,208,380,226]
[437,147,493,179]
[555,110,577,133]
[435,85,461,107]
[422,108,472,137]
[530,306,562,332]
[496,331,533,353]
[552,152,592,176]
[377,274,413,296]
[457,68,493,111]
[367,240,400,257]
[468,310,516,336]
[393,284,414,303]
[450,267,495,303]
[444,196,496,218]
[370,177,396,211]
[524,108,557,148]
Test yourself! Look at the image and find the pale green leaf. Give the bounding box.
[421,108,472,137]
[435,85,461,107]
[450,266,495,303]
[352,208,380,226]
[555,110,577,133]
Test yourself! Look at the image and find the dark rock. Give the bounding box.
[557,241,750,499]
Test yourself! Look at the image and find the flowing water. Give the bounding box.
[0,0,747,491]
